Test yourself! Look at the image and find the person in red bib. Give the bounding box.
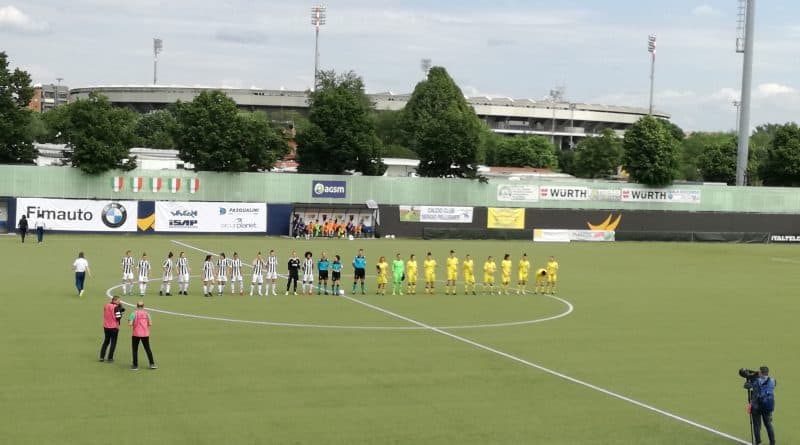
[128,301,157,370]
[99,296,124,363]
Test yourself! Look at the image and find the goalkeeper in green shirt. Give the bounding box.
[391,253,405,295]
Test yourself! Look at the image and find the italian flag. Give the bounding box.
[189,178,200,194]
[170,178,181,193]
[131,177,143,193]
[111,176,124,192]
[151,177,163,193]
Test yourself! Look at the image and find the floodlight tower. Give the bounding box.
[421,58,432,77]
[647,35,656,115]
[153,38,163,85]
[735,0,756,186]
[311,5,327,91]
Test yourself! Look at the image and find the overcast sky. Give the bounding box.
[2,0,799,131]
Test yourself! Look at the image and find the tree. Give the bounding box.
[480,129,505,166]
[622,116,679,186]
[558,149,578,176]
[296,70,384,175]
[172,90,289,172]
[135,109,177,149]
[0,51,37,164]
[759,123,800,186]
[401,66,484,180]
[677,132,734,181]
[747,123,781,184]
[40,105,71,143]
[573,129,622,178]
[659,119,685,142]
[66,93,139,174]
[697,136,737,184]
[492,135,558,168]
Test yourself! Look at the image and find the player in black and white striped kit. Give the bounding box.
[302,251,314,295]
[176,251,190,295]
[230,252,244,295]
[137,253,151,296]
[216,253,229,296]
[250,252,265,296]
[202,254,215,297]
[265,250,279,296]
[159,252,174,296]
[121,251,135,296]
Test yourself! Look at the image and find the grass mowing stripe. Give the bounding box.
[343,295,751,445]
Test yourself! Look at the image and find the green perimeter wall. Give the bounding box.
[1,165,799,214]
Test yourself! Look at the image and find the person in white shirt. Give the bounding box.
[72,252,91,297]
[34,216,46,243]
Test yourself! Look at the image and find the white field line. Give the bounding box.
[342,295,750,444]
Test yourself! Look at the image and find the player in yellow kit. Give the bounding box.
[500,254,512,295]
[445,250,459,295]
[534,268,548,294]
[517,253,531,294]
[376,256,388,295]
[405,254,418,295]
[462,254,475,295]
[546,255,559,294]
[423,252,437,295]
[482,256,497,295]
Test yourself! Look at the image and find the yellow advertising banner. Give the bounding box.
[487,207,525,229]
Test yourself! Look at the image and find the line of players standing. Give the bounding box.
[120,249,558,298]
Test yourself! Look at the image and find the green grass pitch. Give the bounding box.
[1,234,797,444]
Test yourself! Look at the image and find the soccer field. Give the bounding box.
[1,234,796,445]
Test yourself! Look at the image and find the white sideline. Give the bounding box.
[343,295,750,445]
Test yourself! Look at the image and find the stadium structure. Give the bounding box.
[70,86,669,149]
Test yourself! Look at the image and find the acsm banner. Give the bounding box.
[155,202,267,232]
[16,198,139,232]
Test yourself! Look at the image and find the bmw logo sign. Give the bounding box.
[102,202,128,228]
[313,183,325,196]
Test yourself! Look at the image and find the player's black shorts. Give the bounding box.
[319,270,329,280]
[354,268,365,279]
[332,271,341,281]
[289,270,299,279]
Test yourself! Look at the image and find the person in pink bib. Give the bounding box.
[128,301,156,370]
[99,296,124,362]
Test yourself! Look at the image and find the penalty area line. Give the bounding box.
[342,295,750,445]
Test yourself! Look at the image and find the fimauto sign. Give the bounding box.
[312,180,347,198]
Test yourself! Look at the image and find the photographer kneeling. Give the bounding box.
[744,366,776,445]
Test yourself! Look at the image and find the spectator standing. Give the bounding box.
[129,301,157,370]
[72,252,91,297]
[17,215,28,243]
[34,215,46,243]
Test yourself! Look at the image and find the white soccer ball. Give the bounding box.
[348,235,354,241]
[339,289,345,296]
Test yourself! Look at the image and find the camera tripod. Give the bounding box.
[745,387,756,445]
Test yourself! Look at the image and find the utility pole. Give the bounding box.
[647,35,657,115]
[153,38,163,85]
[735,0,756,186]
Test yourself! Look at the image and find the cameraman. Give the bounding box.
[744,366,776,445]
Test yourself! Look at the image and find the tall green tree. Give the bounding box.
[492,135,557,168]
[697,136,737,184]
[401,66,483,180]
[659,119,685,142]
[296,70,384,175]
[66,93,138,174]
[622,116,679,186]
[135,109,177,149]
[573,129,622,178]
[759,123,800,186]
[172,91,288,172]
[677,132,733,181]
[0,51,37,164]
[40,105,72,144]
